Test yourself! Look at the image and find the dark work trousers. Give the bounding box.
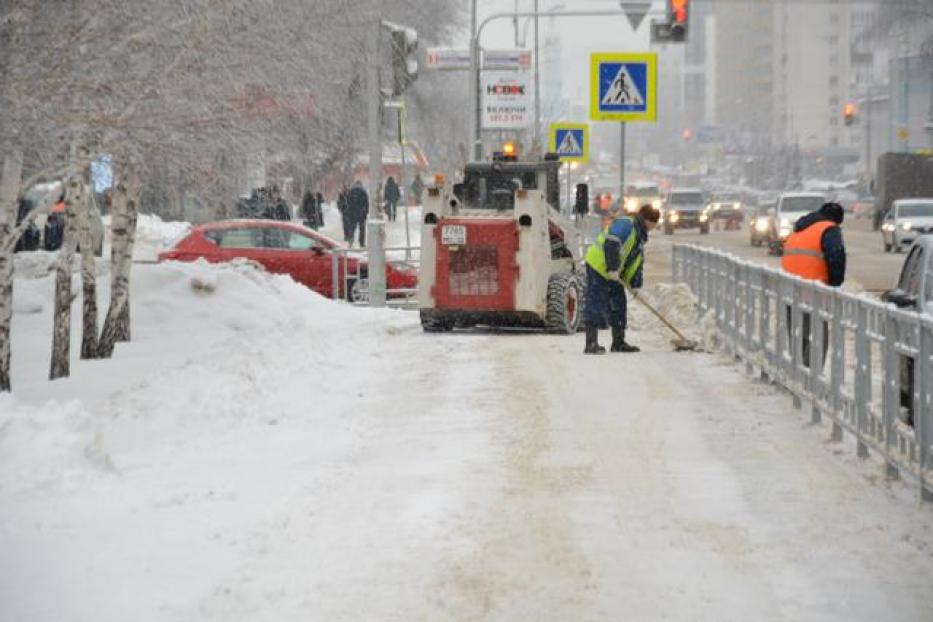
[785,306,829,369]
[385,200,397,221]
[583,264,627,330]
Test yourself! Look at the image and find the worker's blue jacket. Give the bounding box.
[584,216,648,288]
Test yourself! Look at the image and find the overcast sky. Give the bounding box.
[463,0,660,103]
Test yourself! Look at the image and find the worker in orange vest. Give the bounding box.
[781,202,846,367]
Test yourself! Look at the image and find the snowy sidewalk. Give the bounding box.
[2,260,932,621]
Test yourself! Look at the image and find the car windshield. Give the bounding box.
[633,185,659,197]
[780,196,823,214]
[898,203,933,218]
[670,192,703,205]
[713,193,740,202]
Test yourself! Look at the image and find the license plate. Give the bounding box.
[442,225,466,245]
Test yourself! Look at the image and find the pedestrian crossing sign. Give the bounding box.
[590,52,657,122]
[549,122,588,163]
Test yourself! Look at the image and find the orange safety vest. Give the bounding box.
[51,201,66,213]
[781,220,833,284]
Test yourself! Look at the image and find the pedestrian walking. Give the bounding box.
[337,185,351,244]
[314,192,325,229]
[384,176,400,222]
[410,173,424,206]
[300,189,318,229]
[781,202,846,367]
[346,180,369,248]
[582,204,660,354]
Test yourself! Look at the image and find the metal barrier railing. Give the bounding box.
[672,243,933,502]
[329,245,419,309]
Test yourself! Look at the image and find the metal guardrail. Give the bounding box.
[672,243,933,502]
[329,245,420,309]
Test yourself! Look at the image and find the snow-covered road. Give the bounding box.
[2,258,932,621]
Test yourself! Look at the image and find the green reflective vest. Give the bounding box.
[585,225,643,285]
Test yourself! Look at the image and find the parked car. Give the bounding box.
[158,220,418,302]
[748,203,772,247]
[881,236,933,426]
[880,198,933,253]
[766,192,826,255]
[662,188,709,235]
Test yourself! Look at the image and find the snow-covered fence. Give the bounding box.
[329,246,419,309]
[672,243,933,502]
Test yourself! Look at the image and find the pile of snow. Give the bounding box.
[101,212,191,261]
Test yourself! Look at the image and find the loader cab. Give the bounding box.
[459,159,561,213]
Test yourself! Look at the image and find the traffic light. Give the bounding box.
[389,25,418,96]
[668,0,689,42]
[843,102,857,126]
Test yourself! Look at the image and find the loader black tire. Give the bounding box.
[545,272,582,335]
[420,310,454,333]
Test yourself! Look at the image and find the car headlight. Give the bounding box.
[700,213,709,222]
[780,217,790,228]
[669,211,680,223]
[755,217,770,232]
[882,223,895,232]
[625,198,638,212]
[779,227,791,238]
[733,202,741,210]
[652,198,662,209]
[901,221,913,231]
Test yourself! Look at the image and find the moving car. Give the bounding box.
[881,198,933,253]
[623,181,662,215]
[662,188,709,235]
[158,219,417,302]
[766,192,826,255]
[706,191,744,230]
[748,203,772,247]
[881,236,933,426]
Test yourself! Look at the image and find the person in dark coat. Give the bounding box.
[14,197,40,252]
[346,181,369,247]
[337,185,351,243]
[410,173,425,206]
[314,192,325,228]
[384,176,400,222]
[300,190,318,229]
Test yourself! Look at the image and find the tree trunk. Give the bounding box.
[78,191,99,359]
[98,161,139,358]
[49,175,84,380]
[0,151,24,392]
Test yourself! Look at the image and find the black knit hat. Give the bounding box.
[820,202,844,224]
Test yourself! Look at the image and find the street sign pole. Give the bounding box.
[619,122,626,203]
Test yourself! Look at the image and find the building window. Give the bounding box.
[829,75,839,86]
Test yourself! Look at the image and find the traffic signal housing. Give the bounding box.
[668,0,689,42]
[388,24,418,96]
[843,102,857,126]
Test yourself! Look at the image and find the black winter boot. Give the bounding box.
[610,327,640,353]
[584,326,606,354]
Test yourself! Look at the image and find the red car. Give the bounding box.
[158,219,417,302]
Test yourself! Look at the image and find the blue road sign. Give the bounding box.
[549,123,588,163]
[590,53,657,122]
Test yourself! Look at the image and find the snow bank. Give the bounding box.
[101,212,191,261]
[633,281,723,351]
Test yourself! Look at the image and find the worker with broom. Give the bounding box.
[583,204,660,354]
